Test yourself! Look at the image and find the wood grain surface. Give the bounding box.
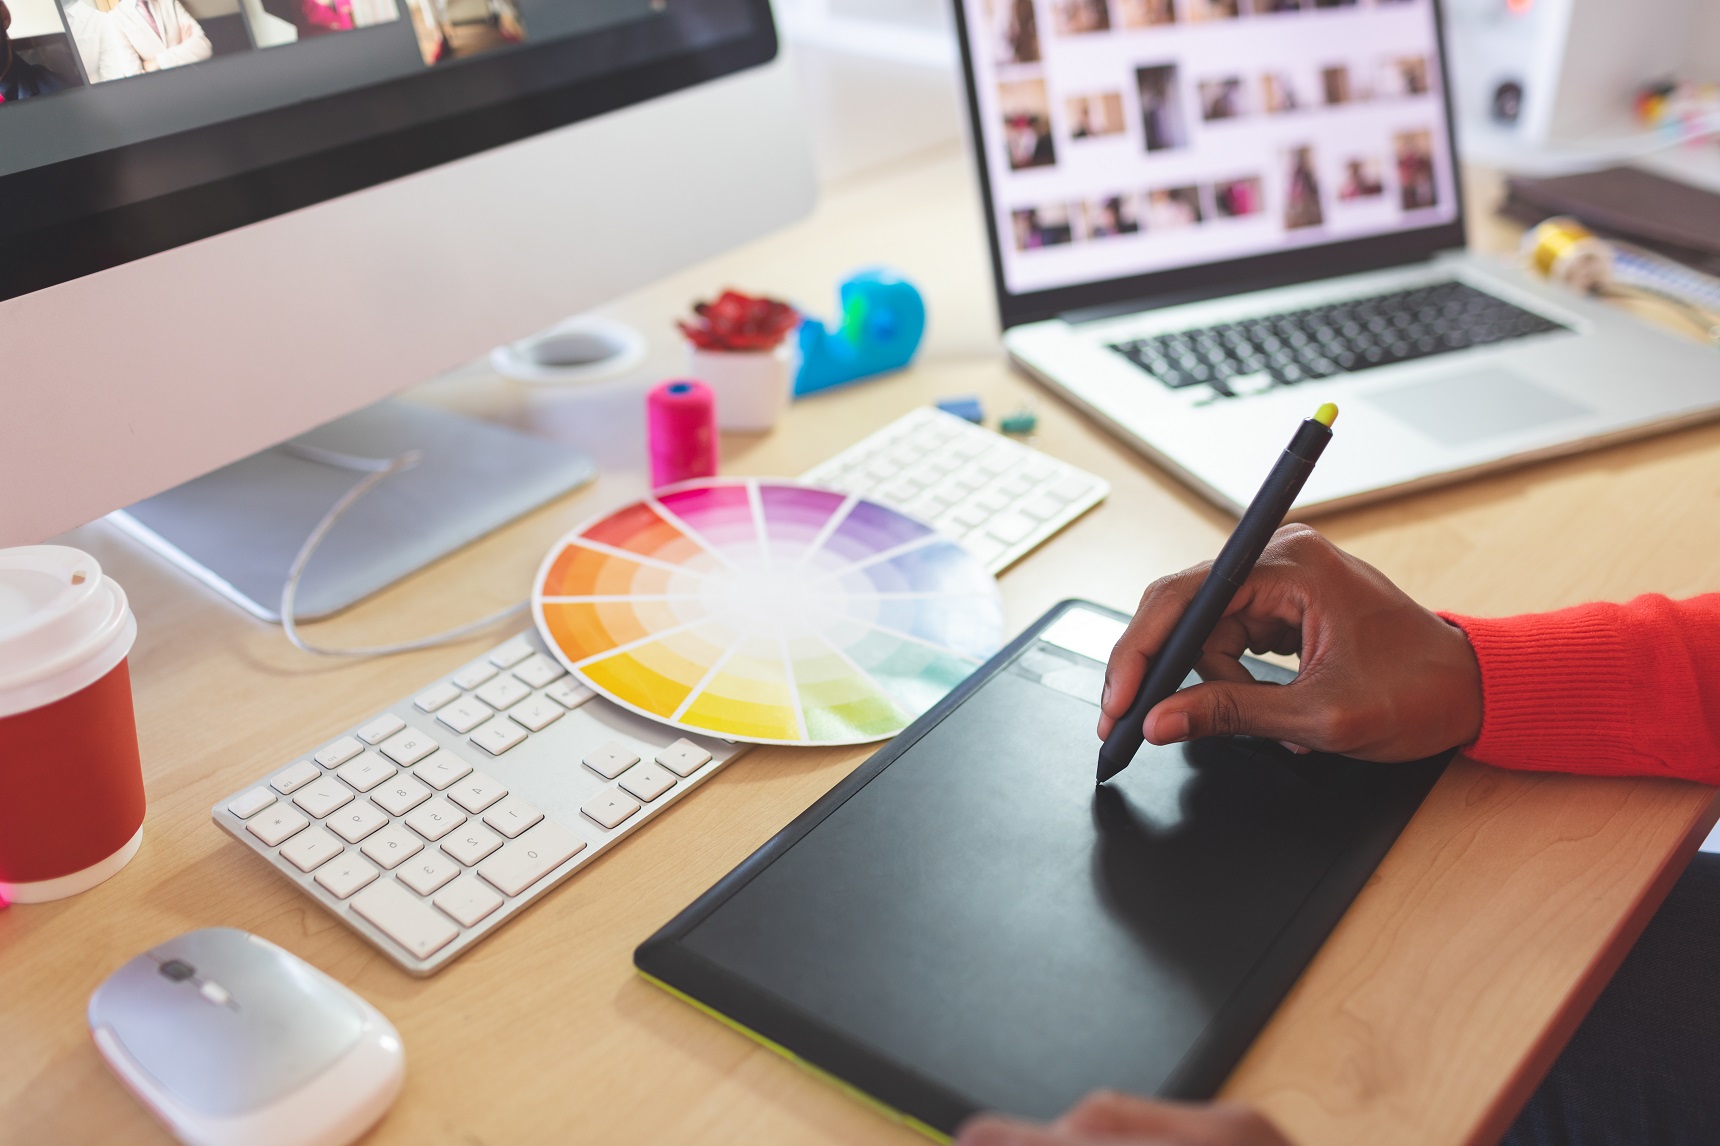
[4,149,1717,1146]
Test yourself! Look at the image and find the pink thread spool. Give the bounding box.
[648,379,718,488]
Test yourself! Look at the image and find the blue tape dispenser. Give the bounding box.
[794,269,927,396]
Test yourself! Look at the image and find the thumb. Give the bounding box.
[1143,679,1319,748]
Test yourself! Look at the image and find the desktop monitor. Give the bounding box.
[1,0,816,587]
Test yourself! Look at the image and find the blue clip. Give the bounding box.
[794,269,927,396]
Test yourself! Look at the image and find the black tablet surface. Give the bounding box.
[636,600,1449,1138]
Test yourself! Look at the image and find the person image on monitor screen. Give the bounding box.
[64,0,143,82]
[1,0,76,99]
[84,0,211,73]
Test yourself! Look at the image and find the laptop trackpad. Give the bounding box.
[1367,368,1593,448]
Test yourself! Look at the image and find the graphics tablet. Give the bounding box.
[635,600,1450,1138]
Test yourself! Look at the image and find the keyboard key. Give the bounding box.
[442,824,504,866]
[293,776,354,819]
[414,682,461,713]
[372,775,432,817]
[962,534,1009,568]
[509,696,564,732]
[314,736,364,768]
[270,760,321,795]
[396,850,460,896]
[477,820,586,896]
[545,678,595,710]
[451,661,498,690]
[434,875,504,927]
[1017,493,1064,522]
[582,789,641,830]
[314,853,379,899]
[470,718,528,757]
[511,654,565,689]
[448,771,508,814]
[378,728,439,767]
[656,739,713,778]
[279,825,343,872]
[1051,477,1094,502]
[414,755,472,791]
[356,713,405,745]
[328,799,388,844]
[405,797,466,841]
[584,741,640,780]
[247,804,309,847]
[985,512,1037,546]
[949,504,989,530]
[351,879,458,959]
[489,636,534,668]
[436,697,493,735]
[227,788,275,819]
[360,822,425,870]
[482,795,544,839]
[475,675,529,712]
[336,754,396,794]
[620,763,676,803]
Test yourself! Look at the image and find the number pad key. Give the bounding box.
[405,797,466,841]
[481,795,543,839]
[351,880,458,959]
[545,678,595,710]
[271,760,321,794]
[442,823,504,866]
[328,799,388,844]
[477,820,586,896]
[470,718,527,757]
[414,755,473,791]
[293,776,354,819]
[510,654,565,688]
[433,875,504,927]
[379,728,439,767]
[396,850,461,896]
[246,804,308,846]
[314,853,379,899]
[278,825,342,871]
[448,771,508,814]
[314,736,363,768]
[360,822,425,870]
[372,775,432,817]
[357,713,405,745]
[508,696,563,732]
[336,754,396,793]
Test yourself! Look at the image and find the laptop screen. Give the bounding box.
[958,0,1460,303]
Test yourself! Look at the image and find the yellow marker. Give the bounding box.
[1314,402,1338,427]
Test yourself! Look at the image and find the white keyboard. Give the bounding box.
[212,630,745,976]
[215,408,1102,975]
[800,407,1108,572]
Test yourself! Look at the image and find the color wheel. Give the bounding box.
[532,478,1005,745]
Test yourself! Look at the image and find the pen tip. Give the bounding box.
[1313,403,1338,428]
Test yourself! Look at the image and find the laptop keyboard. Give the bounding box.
[1108,281,1568,396]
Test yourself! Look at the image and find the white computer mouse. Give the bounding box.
[88,928,405,1146]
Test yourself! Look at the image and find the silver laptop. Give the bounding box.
[950,0,1720,514]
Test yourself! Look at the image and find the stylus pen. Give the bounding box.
[1096,403,1338,784]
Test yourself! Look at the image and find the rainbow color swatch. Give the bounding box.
[531,479,1004,745]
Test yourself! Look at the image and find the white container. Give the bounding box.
[688,343,795,432]
[0,546,144,903]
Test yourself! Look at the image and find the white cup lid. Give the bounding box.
[0,546,134,703]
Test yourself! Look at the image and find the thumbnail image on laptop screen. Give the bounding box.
[960,0,1460,298]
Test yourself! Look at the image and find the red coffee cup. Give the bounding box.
[0,546,144,904]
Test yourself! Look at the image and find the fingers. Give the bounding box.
[1053,1091,1290,1144]
[1101,564,1210,728]
[1143,679,1331,750]
[955,1114,1104,1146]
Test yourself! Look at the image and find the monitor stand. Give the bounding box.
[109,399,596,622]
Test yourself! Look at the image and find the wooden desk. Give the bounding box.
[6,149,1719,1146]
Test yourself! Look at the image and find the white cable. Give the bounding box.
[278,444,527,657]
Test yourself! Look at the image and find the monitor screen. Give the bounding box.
[0,0,771,298]
[957,0,1460,301]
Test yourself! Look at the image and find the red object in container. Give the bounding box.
[648,379,719,488]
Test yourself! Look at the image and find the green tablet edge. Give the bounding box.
[638,970,954,1144]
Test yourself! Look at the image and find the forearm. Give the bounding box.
[1443,594,1720,785]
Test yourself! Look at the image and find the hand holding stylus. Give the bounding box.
[957,1090,1293,1146]
[1097,524,1484,763]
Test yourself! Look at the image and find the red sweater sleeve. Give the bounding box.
[1439,595,1720,785]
